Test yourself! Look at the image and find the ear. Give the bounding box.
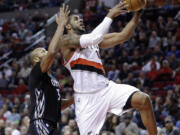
[33,56,40,63]
[66,24,71,31]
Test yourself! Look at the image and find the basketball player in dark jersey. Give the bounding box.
[28,5,74,135]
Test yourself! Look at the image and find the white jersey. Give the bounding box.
[63,45,109,93]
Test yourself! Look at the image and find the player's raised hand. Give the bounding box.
[56,4,70,26]
[107,1,129,19]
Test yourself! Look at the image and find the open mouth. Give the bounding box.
[80,23,85,28]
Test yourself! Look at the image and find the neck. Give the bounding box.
[68,29,84,35]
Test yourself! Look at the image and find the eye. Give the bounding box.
[74,16,78,21]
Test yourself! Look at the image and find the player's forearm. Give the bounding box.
[61,97,74,110]
[120,13,140,41]
[48,23,65,54]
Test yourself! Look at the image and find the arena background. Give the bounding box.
[0,0,180,135]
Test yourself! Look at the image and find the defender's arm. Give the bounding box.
[40,5,69,73]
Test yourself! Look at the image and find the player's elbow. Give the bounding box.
[114,33,130,44]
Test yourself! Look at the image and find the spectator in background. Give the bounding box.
[154,96,164,126]
[68,119,78,133]
[20,116,30,129]
[174,67,180,85]
[166,31,175,47]
[82,0,98,12]
[19,94,30,113]
[0,119,5,135]
[118,50,130,64]
[142,56,160,72]
[122,73,136,86]
[64,130,71,135]
[104,114,119,133]
[157,16,165,37]
[167,53,180,70]
[167,46,180,58]
[20,125,29,135]
[98,0,119,8]
[146,61,159,84]
[157,60,173,82]
[130,49,142,66]
[4,127,12,135]
[101,131,114,135]
[108,65,120,81]
[160,116,180,135]
[10,121,21,135]
[2,104,11,121]
[19,62,31,79]
[82,6,94,24]
[8,71,19,89]
[0,72,8,88]
[3,67,12,81]
[163,96,180,121]
[174,28,180,44]
[152,45,164,61]
[6,107,20,123]
[115,113,139,135]
[148,31,161,48]
[176,121,180,130]
[119,62,130,81]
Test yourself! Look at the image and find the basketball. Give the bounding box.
[124,0,147,11]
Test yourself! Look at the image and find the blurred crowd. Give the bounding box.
[0,10,51,66]
[0,0,180,134]
[0,0,62,12]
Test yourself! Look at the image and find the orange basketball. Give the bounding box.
[124,0,147,11]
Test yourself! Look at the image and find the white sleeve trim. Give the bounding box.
[80,17,112,48]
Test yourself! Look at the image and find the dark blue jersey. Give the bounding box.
[28,62,61,125]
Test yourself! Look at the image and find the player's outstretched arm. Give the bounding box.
[79,1,129,48]
[61,97,74,110]
[99,12,142,49]
[40,4,70,73]
[62,1,129,49]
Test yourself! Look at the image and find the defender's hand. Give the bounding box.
[107,1,129,19]
[56,4,70,25]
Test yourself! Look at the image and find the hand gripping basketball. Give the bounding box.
[124,0,147,12]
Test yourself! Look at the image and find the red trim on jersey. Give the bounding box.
[70,58,105,73]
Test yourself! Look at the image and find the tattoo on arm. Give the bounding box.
[63,34,81,49]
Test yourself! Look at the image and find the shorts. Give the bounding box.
[29,119,60,135]
[74,81,140,135]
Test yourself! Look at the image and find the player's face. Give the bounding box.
[32,48,48,63]
[69,15,85,32]
[36,48,47,59]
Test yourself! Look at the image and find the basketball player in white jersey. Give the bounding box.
[60,2,157,135]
